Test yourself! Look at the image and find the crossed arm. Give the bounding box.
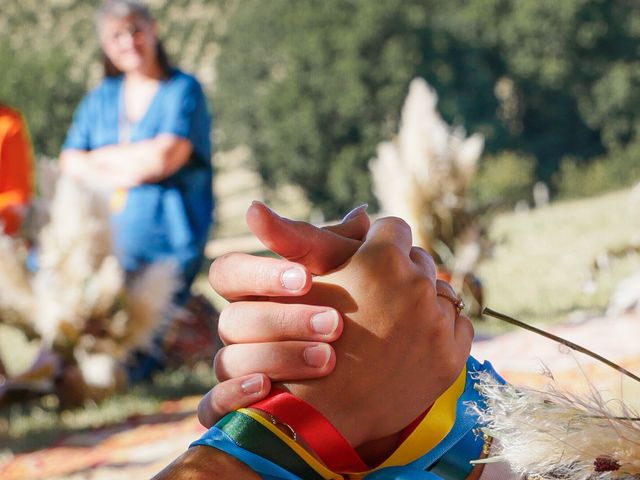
[60,134,192,189]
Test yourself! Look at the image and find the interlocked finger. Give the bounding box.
[219,302,342,344]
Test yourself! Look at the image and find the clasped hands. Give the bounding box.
[199,202,473,454]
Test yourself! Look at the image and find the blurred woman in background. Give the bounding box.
[61,0,213,303]
[60,0,213,379]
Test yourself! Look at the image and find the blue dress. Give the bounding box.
[63,69,213,302]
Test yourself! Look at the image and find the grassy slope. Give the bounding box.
[479,188,640,328]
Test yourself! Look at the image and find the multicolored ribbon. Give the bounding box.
[192,357,502,479]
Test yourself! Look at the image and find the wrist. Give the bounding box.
[152,446,259,480]
[251,387,370,472]
[250,387,433,471]
[283,381,376,447]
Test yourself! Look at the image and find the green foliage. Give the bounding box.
[5,0,640,214]
[217,0,640,216]
[0,38,86,158]
[471,151,536,208]
[554,147,640,199]
[216,0,429,217]
[441,0,638,179]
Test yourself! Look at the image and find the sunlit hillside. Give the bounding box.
[479,188,640,327]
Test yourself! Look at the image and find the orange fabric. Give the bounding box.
[0,106,33,234]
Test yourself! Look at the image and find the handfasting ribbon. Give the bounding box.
[192,358,499,479]
[252,388,370,472]
[196,408,341,479]
[237,366,468,478]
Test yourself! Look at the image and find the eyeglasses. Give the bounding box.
[103,20,151,43]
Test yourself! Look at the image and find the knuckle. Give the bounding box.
[270,305,290,334]
[435,279,456,297]
[212,347,229,381]
[427,309,450,338]
[411,245,429,256]
[377,216,410,232]
[217,306,237,345]
[209,253,234,290]
[365,242,407,269]
[413,246,436,267]
[413,275,435,297]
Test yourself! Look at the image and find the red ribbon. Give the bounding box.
[252,388,431,472]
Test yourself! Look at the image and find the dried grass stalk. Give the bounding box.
[33,177,114,344]
[1,172,178,395]
[369,78,484,265]
[469,371,640,479]
[125,261,181,355]
[0,235,34,325]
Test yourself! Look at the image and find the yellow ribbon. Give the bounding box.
[247,365,467,479]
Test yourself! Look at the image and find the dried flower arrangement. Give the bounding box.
[369,77,487,311]
[471,371,640,479]
[0,168,178,403]
[472,309,640,479]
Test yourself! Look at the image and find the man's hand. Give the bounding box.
[151,446,259,480]
[278,217,474,446]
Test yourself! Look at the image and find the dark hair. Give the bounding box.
[97,0,173,78]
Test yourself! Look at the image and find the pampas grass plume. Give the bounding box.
[124,261,181,355]
[470,371,640,479]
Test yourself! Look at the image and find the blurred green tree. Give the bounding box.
[447,0,639,178]
[4,0,640,212]
[0,39,86,158]
[216,0,640,215]
[471,151,536,208]
[215,0,434,217]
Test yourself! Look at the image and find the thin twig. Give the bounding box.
[482,307,640,385]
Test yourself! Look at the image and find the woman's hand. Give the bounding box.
[197,202,370,427]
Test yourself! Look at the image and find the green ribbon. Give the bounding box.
[217,410,326,480]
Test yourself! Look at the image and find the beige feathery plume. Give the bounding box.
[1,169,178,398]
[370,78,483,247]
[0,235,34,331]
[123,261,181,356]
[33,176,114,344]
[369,78,484,288]
[470,371,640,479]
[85,255,125,320]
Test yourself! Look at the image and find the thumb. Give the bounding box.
[246,201,367,274]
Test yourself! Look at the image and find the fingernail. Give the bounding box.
[281,267,306,291]
[311,310,339,335]
[241,375,264,395]
[342,204,368,222]
[303,344,331,368]
[251,200,279,217]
